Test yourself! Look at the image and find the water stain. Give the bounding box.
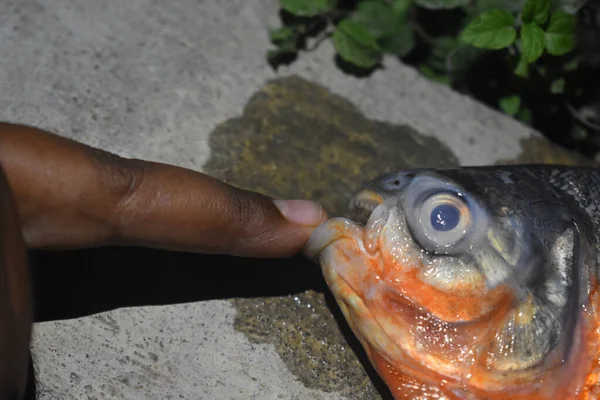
[202,75,460,398]
[232,292,379,399]
[203,75,460,218]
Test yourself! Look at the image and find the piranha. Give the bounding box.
[305,165,600,400]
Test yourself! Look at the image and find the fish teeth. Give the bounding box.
[363,203,391,255]
[350,199,378,225]
[349,190,385,225]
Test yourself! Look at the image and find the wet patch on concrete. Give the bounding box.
[497,136,597,166]
[203,75,460,217]
[202,75,461,398]
[232,292,379,399]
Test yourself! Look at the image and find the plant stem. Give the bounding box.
[408,6,434,44]
[412,22,434,44]
[307,29,333,51]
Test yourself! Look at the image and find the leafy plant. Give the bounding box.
[267,0,577,72]
[266,0,598,155]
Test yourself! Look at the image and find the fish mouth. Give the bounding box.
[305,189,384,261]
[317,244,426,375]
[310,225,463,397]
[306,209,455,369]
[349,189,384,225]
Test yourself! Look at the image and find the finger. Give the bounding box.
[0,123,328,257]
[0,123,137,248]
[112,162,328,258]
[0,124,325,257]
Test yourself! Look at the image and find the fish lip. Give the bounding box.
[304,217,363,260]
[305,189,385,260]
[320,252,460,388]
[321,262,403,362]
[349,189,384,225]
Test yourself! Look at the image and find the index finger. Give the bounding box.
[0,123,327,257]
[112,161,328,257]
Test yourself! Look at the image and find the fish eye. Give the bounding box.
[430,204,460,231]
[417,192,472,251]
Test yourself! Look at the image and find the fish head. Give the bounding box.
[305,167,600,399]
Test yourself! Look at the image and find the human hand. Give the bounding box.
[0,122,327,256]
[0,122,327,398]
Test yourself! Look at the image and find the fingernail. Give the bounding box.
[273,199,324,227]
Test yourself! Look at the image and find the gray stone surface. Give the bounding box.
[31,301,344,400]
[0,0,550,399]
[0,0,535,170]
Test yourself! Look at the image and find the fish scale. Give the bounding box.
[547,167,600,228]
[545,167,600,271]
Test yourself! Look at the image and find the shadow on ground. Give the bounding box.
[28,247,325,322]
[25,246,393,399]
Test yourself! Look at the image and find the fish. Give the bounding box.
[304,165,600,400]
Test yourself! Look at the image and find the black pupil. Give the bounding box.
[430,204,460,232]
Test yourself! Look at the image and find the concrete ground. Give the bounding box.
[0,0,586,399]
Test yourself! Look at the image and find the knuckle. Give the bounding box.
[87,147,146,205]
[84,146,147,237]
[226,188,267,231]
[226,188,281,251]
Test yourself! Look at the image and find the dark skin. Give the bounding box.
[0,123,327,399]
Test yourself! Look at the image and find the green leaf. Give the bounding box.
[446,45,487,75]
[270,32,298,53]
[460,9,517,49]
[514,56,529,77]
[416,0,469,9]
[517,107,533,124]
[521,23,545,63]
[352,1,397,39]
[269,27,295,43]
[379,22,416,57]
[545,11,576,55]
[419,64,452,85]
[269,26,298,53]
[428,37,461,71]
[536,64,548,76]
[337,19,381,50]
[333,19,382,68]
[472,0,524,13]
[499,95,521,116]
[563,57,579,71]
[551,78,565,93]
[521,0,551,25]
[280,0,335,17]
[392,0,413,16]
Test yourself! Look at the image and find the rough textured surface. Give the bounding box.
[31,301,345,400]
[0,0,593,399]
[232,292,379,399]
[203,75,460,218]
[0,0,537,170]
